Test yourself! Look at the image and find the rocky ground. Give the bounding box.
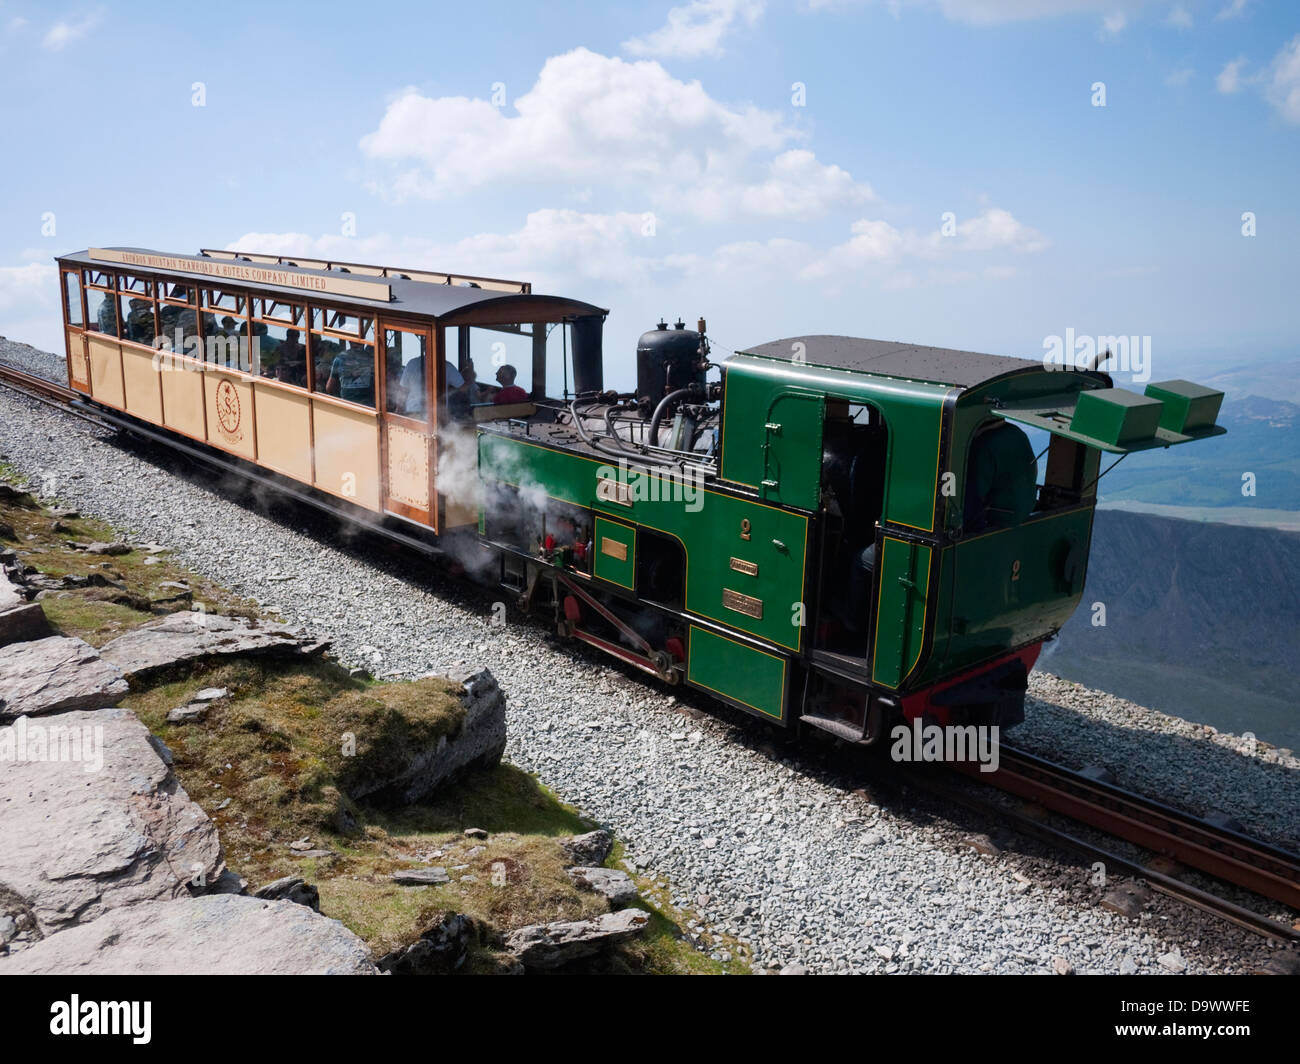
[0,482,712,973]
[1,338,1297,975]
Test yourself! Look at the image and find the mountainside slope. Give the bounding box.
[1043,510,1300,750]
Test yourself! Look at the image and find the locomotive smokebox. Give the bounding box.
[569,314,605,394]
[637,319,705,404]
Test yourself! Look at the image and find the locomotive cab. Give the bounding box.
[718,336,1225,743]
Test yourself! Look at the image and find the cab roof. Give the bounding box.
[739,334,1046,390]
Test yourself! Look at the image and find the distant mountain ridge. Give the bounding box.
[1096,393,1300,513]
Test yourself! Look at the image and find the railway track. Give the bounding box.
[929,746,1300,944]
[3,360,1297,948]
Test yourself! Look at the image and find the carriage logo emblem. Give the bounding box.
[215,379,241,437]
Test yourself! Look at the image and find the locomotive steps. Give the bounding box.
[0,480,724,974]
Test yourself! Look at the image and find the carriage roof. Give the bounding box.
[57,247,607,324]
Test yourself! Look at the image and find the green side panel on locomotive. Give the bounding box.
[687,625,787,720]
[720,356,949,530]
[921,508,1094,685]
[593,515,636,589]
[477,433,811,652]
[871,536,933,688]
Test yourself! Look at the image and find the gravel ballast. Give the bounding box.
[1,341,1295,975]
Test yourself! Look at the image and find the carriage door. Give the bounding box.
[61,268,90,393]
[378,321,437,529]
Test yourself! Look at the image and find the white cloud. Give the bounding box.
[677,149,874,221]
[42,9,103,51]
[228,211,672,291]
[623,0,764,59]
[1165,3,1193,29]
[230,201,1047,302]
[1164,67,1194,88]
[1215,0,1249,20]
[0,263,56,312]
[0,263,60,354]
[802,206,1047,278]
[1216,57,1248,94]
[1100,11,1128,37]
[359,48,869,221]
[1265,35,1300,125]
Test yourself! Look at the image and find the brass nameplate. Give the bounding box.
[88,248,391,302]
[595,475,632,507]
[722,588,763,619]
[601,537,628,561]
[729,557,758,577]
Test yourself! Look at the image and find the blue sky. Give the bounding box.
[1,0,1296,390]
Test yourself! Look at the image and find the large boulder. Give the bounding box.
[0,568,51,647]
[0,894,378,975]
[344,666,507,805]
[0,636,128,721]
[98,612,330,682]
[0,707,225,935]
[504,909,649,970]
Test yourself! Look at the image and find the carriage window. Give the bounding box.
[384,329,429,418]
[312,307,374,340]
[160,281,195,304]
[120,274,151,295]
[256,322,308,386]
[313,335,375,408]
[119,290,157,347]
[201,309,251,370]
[157,300,200,355]
[256,298,303,326]
[85,285,118,335]
[63,273,83,328]
[204,289,246,314]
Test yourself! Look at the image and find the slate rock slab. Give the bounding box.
[567,866,640,907]
[390,867,450,886]
[99,613,330,682]
[560,829,613,868]
[252,876,320,911]
[504,909,649,970]
[0,895,377,975]
[0,635,128,721]
[0,707,225,934]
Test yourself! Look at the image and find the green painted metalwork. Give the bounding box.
[872,535,932,688]
[761,390,824,510]
[593,514,635,589]
[720,356,949,531]
[478,432,810,652]
[921,507,1094,684]
[687,625,788,719]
